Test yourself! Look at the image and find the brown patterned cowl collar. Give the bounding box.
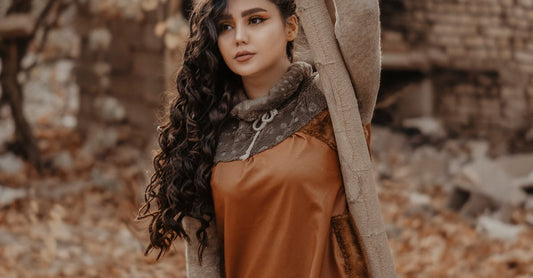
[230,61,315,122]
[214,61,328,163]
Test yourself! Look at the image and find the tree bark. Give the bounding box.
[295,0,397,277]
[0,41,43,172]
[0,0,45,172]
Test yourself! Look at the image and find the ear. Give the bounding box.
[285,15,299,41]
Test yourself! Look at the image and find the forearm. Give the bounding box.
[183,216,223,278]
[331,0,382,124]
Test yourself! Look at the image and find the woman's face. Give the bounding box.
[216,0,297,78]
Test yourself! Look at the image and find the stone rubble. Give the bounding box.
[477,215,525,241]
[0,153,24,174]
[0,186,26,208]
[402,116,447,140]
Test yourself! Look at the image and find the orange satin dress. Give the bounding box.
[210,110,356,278]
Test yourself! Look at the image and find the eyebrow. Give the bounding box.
[219,7,268,21]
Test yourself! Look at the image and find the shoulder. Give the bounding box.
[295,74,337,151]
[293,73,327,115]
[297,109,337,152]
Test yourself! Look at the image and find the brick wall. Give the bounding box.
[73,0,190,150]
[74,6,168,149]
[380,0,533,149]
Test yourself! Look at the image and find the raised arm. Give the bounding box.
[182,216,223,278]
[326,0,382,125]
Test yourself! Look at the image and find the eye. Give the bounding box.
[218,23,233,32]
[249,16,266,24]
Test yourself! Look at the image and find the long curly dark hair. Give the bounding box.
[137,0,297,262]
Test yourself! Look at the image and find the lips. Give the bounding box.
[235,51,255,62]
[235,54,254,62]
[235,50,254,59]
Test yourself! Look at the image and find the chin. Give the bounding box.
[229,64,262,78]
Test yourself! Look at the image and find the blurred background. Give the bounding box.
[0,0,532,277]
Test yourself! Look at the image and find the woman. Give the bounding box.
[138,0,381,277]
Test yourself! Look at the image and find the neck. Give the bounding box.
[241,59,292,100]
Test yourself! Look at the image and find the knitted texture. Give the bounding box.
[182,216,223,278]
[331,0,381,124]
[295,0,397,277]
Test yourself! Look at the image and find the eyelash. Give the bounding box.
[219,16,267,32]
[249,16,266,24]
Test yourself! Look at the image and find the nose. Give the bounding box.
[234,24,248,45]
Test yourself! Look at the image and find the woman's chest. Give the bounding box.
[210,131,342,203]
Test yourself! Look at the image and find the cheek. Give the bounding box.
[216,38,225,54]
[217,40,231,63]
[261,26,288,51]
[217,37,231,61]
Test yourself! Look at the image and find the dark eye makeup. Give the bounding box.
[249,15,268,24]
[217,14,269,32]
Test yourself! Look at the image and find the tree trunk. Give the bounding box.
[0,41,43,172]
[0,0,43,172]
